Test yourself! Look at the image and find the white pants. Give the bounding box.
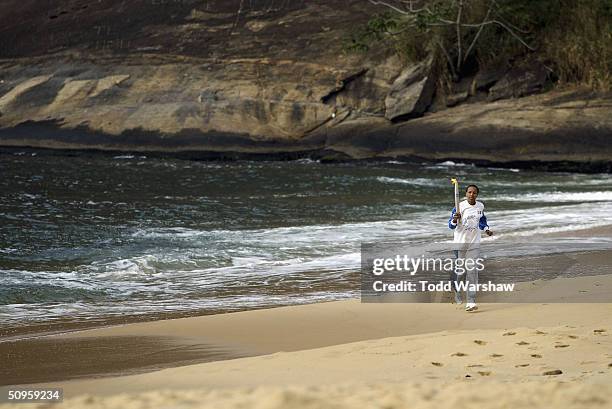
[450,247,480,304]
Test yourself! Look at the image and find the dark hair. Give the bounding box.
[465,184,479,194]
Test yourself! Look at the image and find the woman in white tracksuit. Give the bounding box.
[448,184,493,312]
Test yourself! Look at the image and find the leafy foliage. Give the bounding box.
[345,12,399,53]
[348,0,612,90]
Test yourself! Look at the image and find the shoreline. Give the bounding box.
[3,224,611,342]
[2,145,610,174]
[2,272,612,388]
[2,225,611,388]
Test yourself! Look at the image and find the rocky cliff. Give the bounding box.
[0,0,610,171]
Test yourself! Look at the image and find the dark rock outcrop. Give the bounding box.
[472,63,508,93]
[384,57,435,121]
[445,91,469,107]
[488,62,551,101]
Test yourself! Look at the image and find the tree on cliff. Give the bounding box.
[365,0,535,78]
[353,0,611,90]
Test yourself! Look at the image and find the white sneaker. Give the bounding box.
[465,303,478,312]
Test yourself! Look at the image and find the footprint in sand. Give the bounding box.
[594,329,607,334]
[516,341,530,346]
[568,335,578,339]
[477,371,492,376]
[490,353,503,358]
[502,331,516,336]
[467,364,484,368]
[535,330,547,335]
[431,362,443,367]
[531,354,543,358]
[474,340,487,345]
[555,344,570,348]
[515,363,530,367]
[451,352,468,357]
[543,369,563,376]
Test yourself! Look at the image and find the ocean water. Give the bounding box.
[1,150,611,333]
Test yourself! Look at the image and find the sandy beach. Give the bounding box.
[2,301,611,407]
[2,226,611,408]
[2,284,612,407]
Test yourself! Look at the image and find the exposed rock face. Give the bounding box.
[0,1,406,141]
[1,90,610,171]
[0,59,334,139]
[445,91,469,107]
[0,1,610,170]
[488,62,551,101]
[326,55,404,115]
[308,90,612,169]
[472,63,508,93]
[384,57,435,120]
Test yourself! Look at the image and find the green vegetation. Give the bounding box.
[346,0,612,91]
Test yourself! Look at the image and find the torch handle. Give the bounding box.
[454,183,459,212]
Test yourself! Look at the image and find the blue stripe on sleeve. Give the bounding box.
[448,207,457,230]
[479,213,489,230]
